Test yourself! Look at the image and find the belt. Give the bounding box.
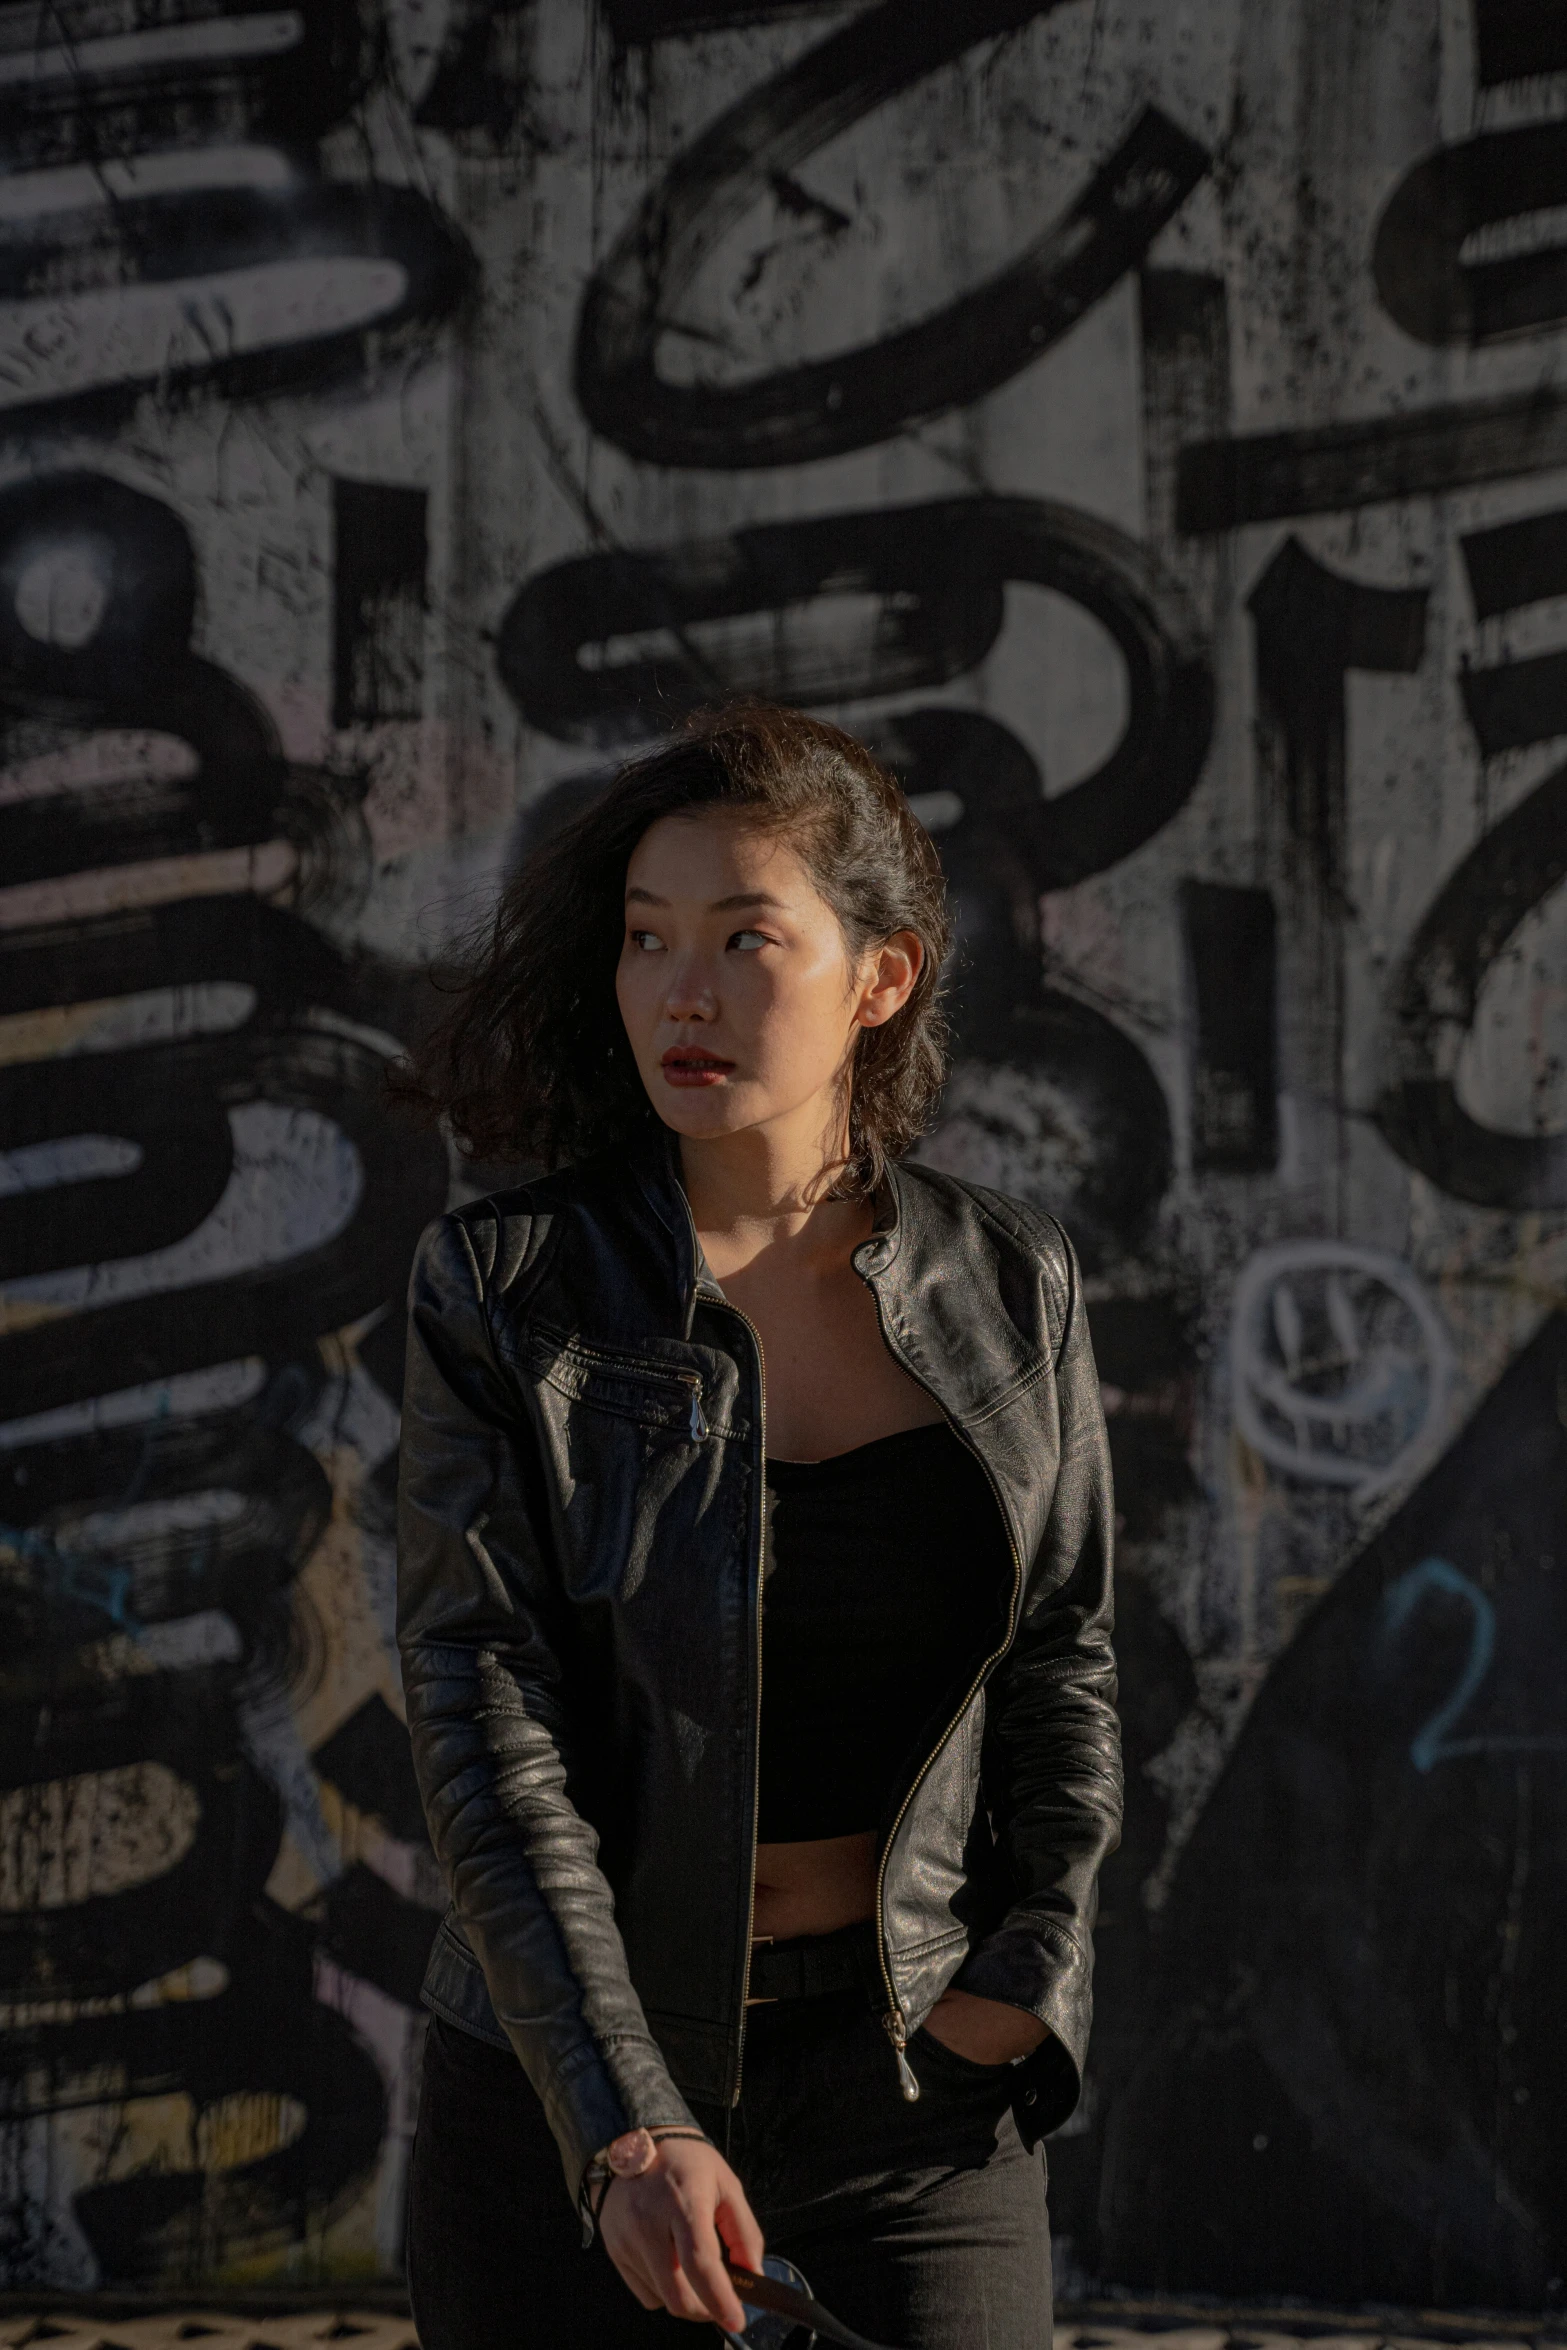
[745,1920,881,2006]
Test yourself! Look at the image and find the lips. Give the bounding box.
[661,1045,735,1088]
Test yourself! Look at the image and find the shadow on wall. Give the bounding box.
[1100,1314,1567,2308]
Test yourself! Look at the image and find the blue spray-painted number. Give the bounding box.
[1381,1555,1565,1770]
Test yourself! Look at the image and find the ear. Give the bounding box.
[856,931,924,1028]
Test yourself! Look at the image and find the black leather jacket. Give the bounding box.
[397,1131,1121,2203]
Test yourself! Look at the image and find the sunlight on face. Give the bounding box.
[614,809,870,1148]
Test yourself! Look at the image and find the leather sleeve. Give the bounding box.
[953,1218,1123,2130]
[396,1212,701,2203]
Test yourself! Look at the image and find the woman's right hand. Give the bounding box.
[599,2137,765,2330]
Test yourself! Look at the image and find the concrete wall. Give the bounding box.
[1,0,1563,2305]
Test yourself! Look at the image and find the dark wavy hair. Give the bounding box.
[394,703,952,1196]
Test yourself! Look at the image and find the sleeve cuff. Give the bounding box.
[953,1920,1094,2134]
[537,2036,703,2209]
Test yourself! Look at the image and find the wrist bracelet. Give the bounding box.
[578,2125,711,2248]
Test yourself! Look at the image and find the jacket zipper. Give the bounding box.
[674,1189,765,2101]
[717,1291,765,2100]
[862,1275,1026,2103]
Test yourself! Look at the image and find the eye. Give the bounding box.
[628,928,664,953]
[728,929,770,951]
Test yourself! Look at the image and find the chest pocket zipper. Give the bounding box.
[527,1329,709,1441]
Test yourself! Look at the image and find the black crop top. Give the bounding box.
[756,1422,1012,1844]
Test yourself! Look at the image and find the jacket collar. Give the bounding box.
[626,1121,717,1334]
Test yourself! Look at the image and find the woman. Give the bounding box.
[395,705,1120,2348]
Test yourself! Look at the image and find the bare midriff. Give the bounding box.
[751,1830,877,1943]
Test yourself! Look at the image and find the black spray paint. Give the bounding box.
[0,464,448,2282]
[1101,1314,1567,2304]
[575,0,1209,468]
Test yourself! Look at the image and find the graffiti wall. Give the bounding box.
[1,0,1563,2307]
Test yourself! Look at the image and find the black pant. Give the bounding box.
[407,1992,1051,2349]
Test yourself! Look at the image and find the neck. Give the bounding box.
[675,1104,864,1270]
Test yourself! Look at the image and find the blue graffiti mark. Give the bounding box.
[1383,1557,1493,1770]
[116,1387,171,1512]
[0,1393,177,1638]
[1382,1555,1567,1770]
[0,1519,141,1635]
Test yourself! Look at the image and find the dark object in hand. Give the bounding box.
[723,2251,904,2350]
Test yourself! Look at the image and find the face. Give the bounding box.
[614,808,921,1150]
